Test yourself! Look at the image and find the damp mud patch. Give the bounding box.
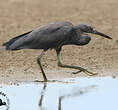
[0,77,118,110]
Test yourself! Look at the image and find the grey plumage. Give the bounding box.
[3,21,112,81]
[3,22,73,50]
[3,21,111,51]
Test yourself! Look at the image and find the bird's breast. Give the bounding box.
[76,34,91,46]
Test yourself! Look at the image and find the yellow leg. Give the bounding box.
[57,50,98,76]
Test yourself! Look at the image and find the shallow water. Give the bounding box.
[0,77,118,110]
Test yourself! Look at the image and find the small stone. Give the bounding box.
[112,76,116,79]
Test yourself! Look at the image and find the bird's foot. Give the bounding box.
[72,70,82,74]
[84,70,98,76]
[72,69,98,76]
[58,62,98,76]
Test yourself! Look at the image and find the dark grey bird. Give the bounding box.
[2,21,112,81]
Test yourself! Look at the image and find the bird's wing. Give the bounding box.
[35,21,73,34]
[3,31,32,47]
[24,21,74,49]
[7,22,74,50]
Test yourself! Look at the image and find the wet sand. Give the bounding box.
[0,0,118,84]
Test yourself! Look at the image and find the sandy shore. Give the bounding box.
[0,0,118,84]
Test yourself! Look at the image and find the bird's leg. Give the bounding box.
[56,50,98,76]
[37,50,47,82]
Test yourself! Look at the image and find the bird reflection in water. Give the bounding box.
[38,82,96,110]
[38,82,47,110]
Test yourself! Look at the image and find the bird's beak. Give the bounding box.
[92,29,112,39]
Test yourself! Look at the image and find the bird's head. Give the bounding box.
[75,24,112,39]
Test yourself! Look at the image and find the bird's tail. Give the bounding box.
[2,31,32,51]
